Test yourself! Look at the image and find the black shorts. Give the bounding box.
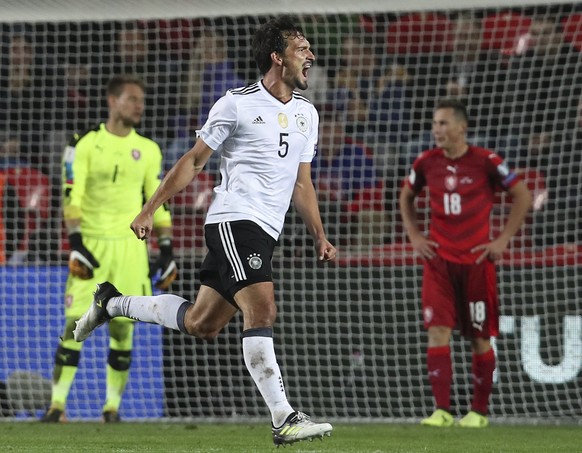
[199,220,277,306]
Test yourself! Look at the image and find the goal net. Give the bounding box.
[0,0,580,423]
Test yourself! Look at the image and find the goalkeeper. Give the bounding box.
[41,74,175,423]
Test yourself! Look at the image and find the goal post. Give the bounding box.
[0,0,580,423]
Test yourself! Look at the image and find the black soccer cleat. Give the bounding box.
[102,410,121,423]
[73,282,121,342]
[40,407,66,423]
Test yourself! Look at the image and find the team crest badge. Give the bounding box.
[65,294,73,308]
[132,149,141,160]
[247,253,263,270]
[295,114,308,132]
[278,113,288,129]
[444,175,458,191]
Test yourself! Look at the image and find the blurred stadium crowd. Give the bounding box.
[1,4,581,264]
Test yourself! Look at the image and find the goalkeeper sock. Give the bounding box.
[51,366,78,408]
[50,344,81,408]
[104,350,132,412]
[242,328,294,427]
[107,294,191,333]
[427,346,452,411]
[471,348,496,415]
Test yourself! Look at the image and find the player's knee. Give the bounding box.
[471,338,491,354]
[185,319,220,340]
[108,349,132,371]
[427,326,451,347]
[55,345,81,367]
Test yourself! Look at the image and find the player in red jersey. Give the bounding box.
[400,99,532,428]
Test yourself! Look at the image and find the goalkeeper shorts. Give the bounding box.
[64,235,151,320]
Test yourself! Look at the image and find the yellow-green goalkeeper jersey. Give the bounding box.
[62,123,171,238]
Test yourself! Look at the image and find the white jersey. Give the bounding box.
[197,81,319,240]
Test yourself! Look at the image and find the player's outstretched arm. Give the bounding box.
[292,163,336,262]
[131,139,214,240]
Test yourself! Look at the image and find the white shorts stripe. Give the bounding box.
[218,222,247,282]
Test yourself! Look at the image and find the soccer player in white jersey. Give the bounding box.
[74,16,335,446]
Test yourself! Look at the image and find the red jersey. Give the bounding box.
[405,145,520,264]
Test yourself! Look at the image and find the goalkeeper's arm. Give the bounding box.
[149,226,177,290]
[66,219,100,279]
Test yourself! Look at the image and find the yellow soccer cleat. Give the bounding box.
[458,410,489,428]
[421,409,454,427]
[272,411,332,446]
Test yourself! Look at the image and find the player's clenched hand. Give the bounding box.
[130,211,154,240]
[410,235,439,260]
[315,238,336,262]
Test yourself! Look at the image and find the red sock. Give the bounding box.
[427,346,452,411]
[471,348,496,415]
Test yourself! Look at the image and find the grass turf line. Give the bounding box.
[3,422,582,452]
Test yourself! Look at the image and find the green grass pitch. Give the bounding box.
[2,422,582,452]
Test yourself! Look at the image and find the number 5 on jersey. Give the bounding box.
[279,133,289,158]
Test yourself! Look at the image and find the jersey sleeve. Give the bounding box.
[404,152,427,192]
[196,93,237,151]
[301,107,319,163]
[62,132,89,221]
[146,142,172,229]
[486,152,520,190]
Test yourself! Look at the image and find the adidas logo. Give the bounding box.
[252,116,266,124]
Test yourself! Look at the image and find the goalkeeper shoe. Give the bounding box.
[40,407,67,423]
[272,411,332,447]
[458,411,489,428]
[420,409,454,427]
[102,410,121,423]
[73,282,121,342]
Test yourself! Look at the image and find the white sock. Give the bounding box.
[107,295,191,332]
[242,330,294,427]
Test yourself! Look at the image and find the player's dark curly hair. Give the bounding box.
[252,16,304,75]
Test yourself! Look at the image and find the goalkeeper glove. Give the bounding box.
[149,238,177,290]
[68,232,100,280]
